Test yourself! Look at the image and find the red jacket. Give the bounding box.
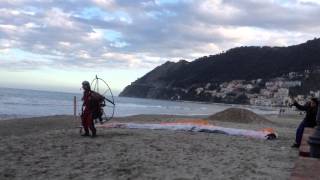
[82,90,92,113]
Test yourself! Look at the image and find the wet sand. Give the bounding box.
[0,114,302,180]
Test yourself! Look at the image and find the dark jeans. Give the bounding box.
[82,110,96,135]
[296,121,306,145]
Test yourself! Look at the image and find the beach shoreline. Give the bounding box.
[0,114,300,179]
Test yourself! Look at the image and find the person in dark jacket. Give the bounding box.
[291,98,318,148]
[81,81,97,137]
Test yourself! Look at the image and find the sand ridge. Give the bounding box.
[208,108,274,124]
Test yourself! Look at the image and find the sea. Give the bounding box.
[0,87,279,120]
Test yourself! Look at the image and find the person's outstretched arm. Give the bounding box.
[293,101,309,111]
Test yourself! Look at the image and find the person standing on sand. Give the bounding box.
[81,81,97,137]
[291,98,318,148]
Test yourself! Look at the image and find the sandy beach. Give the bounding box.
[0,113,302,180]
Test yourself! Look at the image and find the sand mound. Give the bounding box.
[208,108,273,124]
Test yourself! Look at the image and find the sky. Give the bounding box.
[1,0,320,94]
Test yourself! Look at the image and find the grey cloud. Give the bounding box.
[218,0,320,30]
[1,0,320,71]
[0,59,53,71]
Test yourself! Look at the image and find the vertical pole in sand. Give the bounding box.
[73,96,77,121]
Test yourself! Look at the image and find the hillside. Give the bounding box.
[119,38,320,105]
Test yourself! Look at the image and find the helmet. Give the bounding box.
[82,81,91,90]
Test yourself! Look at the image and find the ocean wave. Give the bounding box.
[0,114,33,120]
[2,102,72,106]
[117,103,163,108]
[0,88,280,121]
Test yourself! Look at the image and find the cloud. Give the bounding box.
[0,0,320,71]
